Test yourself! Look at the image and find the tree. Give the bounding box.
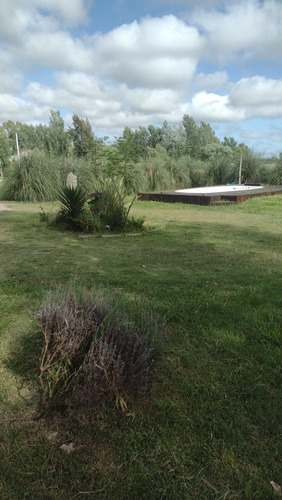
[69,115,96,158]
[117,126,149,162]
[2,121,18,154]
[199,122,221,159]
[2,121,49,154]
[46,110,69,156]
[182,115,202,158]
[162,121,187,158]
[147,125,164,149]
[0,128,11,169]
[222,136,238,151]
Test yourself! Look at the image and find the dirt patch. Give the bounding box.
[0,204,12,212]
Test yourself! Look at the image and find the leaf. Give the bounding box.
[270,482,282,495]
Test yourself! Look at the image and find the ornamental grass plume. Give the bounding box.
[66,172,78,190]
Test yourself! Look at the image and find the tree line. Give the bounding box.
[0,110,281,202]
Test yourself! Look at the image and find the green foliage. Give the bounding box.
[98,145,145,194]
[0,150,59,201]
[0,128,11,168]
[57,155,98,193]
[51,175,144,233]
[2,120,49,154]
[138,146,172,191]
[226,150,263,184]
[182,114,202,158]
[170,155,192,188]
[188,159,208,187]
[206,156,230,185]
[117,126,149,162]
[45,110,70,156]
[69,114,97,159]
[89,177,144,232]
[58,184,87,227]
[72,204,102,232]
[222,136,238,150]
[162,121,188,158]
[271,153,282,184]
[0,112,271,202]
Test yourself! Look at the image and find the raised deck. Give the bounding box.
[138,185,282,206]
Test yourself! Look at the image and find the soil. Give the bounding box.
[0,204,12,211]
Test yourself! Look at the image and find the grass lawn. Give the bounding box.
[0,196,281,499]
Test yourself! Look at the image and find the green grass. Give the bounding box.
[0,196,281,499]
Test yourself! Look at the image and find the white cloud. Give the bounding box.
[0,1,281,154]
[230,77,282,118]
[0,0,90,73]
[34,0,87,23]
[120,86,181,114]
[21,32,93,72]
[0,93,49,122]
[92,15,203,88]
[242,130,266,140]
[55,73,108,99]
[25,74,123,123]
[193,0,282,62]
[0,0,87,35]
[0,50,23,93]
[193,71,228,92]
[184,92,245,122]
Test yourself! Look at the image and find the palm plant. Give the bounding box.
[57,173,87,227]
[58,185,86,222]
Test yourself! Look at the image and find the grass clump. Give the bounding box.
[37,287,162,416]
[0,150,59,202]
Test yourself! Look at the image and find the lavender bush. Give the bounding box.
[37,287,166,416]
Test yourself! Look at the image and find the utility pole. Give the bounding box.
[16,133,20,157]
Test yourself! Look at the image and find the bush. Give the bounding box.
[42,174,144,233]
[188,160,208,187]
[171,155,192,188]
[58,185,87,224]
[0,150,59,201]
[88,177,144,232]
[138,146,172,191]
[206,157,230,185]
[37,287,165,416]
[271,154,282,184]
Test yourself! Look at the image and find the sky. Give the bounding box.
[0,0,282,156]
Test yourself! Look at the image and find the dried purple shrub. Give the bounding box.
[37,287,164,417]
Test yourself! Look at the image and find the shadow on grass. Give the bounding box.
[6,325,43,382]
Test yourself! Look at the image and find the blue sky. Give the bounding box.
[0,0,282,156]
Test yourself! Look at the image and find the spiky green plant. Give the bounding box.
[58,185,87,223]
